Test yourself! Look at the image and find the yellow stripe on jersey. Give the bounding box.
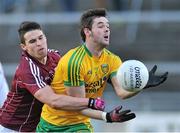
[65,46,85,86]
[69,46,85,86]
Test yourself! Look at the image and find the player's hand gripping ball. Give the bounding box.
[117,60,149,92]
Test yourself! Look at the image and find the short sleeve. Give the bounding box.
[109,55,122,79]
[62,49,85,87]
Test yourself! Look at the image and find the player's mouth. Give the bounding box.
[104,35,109,41]
[39,48,44,51]
[38,48,45,53]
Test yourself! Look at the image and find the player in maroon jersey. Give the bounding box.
[0,21,105,132]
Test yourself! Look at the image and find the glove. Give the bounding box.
[144,65,168,89]
[106,106,136,123]
[88,98,105,111]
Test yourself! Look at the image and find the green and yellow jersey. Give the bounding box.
[41,44,122,126]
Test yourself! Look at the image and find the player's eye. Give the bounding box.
[29,39,36,44]
[39,35,43,40]
[98,24,104,28]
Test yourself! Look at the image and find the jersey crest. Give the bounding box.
[101,64,109,74]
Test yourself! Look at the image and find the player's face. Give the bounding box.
[90,17,110,46]
[21,29,48,63]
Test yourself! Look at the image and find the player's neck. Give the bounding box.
[38,56,47,65]
[86,42,103,57]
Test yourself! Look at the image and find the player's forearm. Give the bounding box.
[116,87,139,99]
[34,85,89,110]
[80,108,105,121]
[50,95,89,110]
[112,77,139,99]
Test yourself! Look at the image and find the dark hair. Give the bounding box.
[80,8,107,42]
[18,21,42,44]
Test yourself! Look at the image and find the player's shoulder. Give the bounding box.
[16,54,32,76]
[20,52,32,67]
[48,49,61,59]
[70,45,83,53]
[59,46,84,66]
[48,49,61,56]
[104,48,122,62]
[63,45,82,57]
[104,48,119,58]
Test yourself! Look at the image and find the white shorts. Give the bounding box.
[0,125,17,132]
[0,62,9,107]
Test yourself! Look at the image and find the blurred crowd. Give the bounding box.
[0,0,129,13]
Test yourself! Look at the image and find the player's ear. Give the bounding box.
[20,43,26,51]
[84,28,91,37]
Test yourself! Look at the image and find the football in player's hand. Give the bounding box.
[117,60,149,92]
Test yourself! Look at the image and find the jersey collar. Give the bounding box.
[83,43,92,57]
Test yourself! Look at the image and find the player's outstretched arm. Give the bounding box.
[65,81,135,122]
[110,76,140,99]
[144,65,168,89]
[34,85,105,111]
[80,105,136,123]
[108,65,168,99]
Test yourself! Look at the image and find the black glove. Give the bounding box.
[106,106,136,123]
[88,98,105,111]
[144,65,168,89]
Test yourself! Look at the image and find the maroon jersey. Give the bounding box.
[0,49,60,132]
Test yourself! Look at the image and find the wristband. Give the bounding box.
[101,112,107,122]
[106,112,112,123]
[88,98,95,108]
